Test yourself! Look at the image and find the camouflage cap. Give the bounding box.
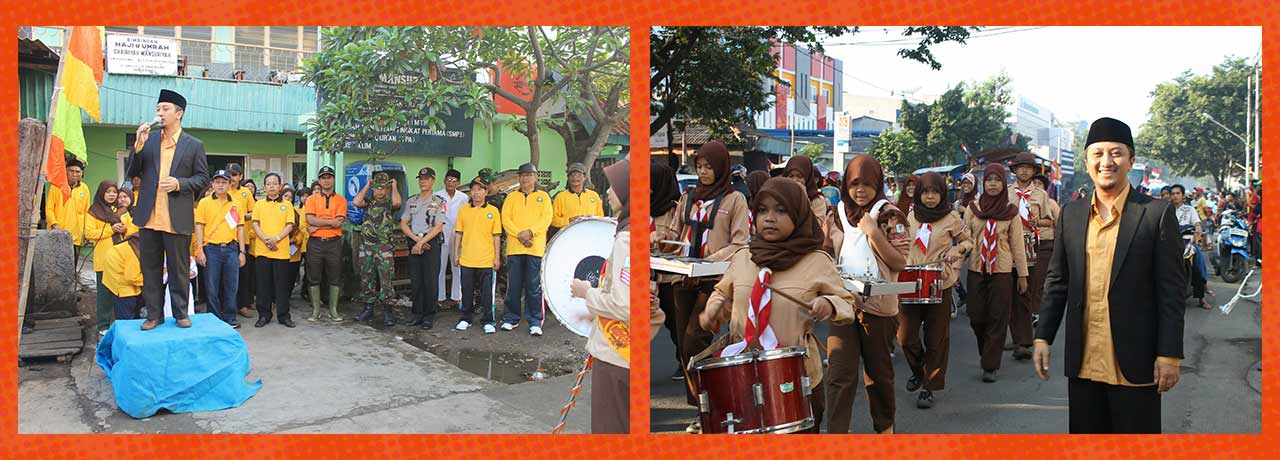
[371,172,391,189]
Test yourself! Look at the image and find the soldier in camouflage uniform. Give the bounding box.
[352,172,402,326]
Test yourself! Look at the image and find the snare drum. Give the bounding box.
[693,347,814,434]
[898,265,944,304]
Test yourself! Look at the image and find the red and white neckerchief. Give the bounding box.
[649,216,656,233]
[721,268,778,357]
[1014,187,1040,239]
[914,223,932,255]
[980,219,999,273]
[683,199,716,257]
[747,209,755,236]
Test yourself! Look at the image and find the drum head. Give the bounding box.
[542,217,618,338]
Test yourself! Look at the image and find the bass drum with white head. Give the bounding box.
[541,216,618,337]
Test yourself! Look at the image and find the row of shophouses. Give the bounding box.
[18,26,627,201]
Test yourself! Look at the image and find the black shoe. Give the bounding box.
[407,315,425,327]
[1012,346,1033,361]
[906,375,922,392]
[355,305,374,322]
[231,322,241,329]
[383,308,395,327]
[279,318,296,328]
[420,321,434,330]
[917,390,935,409]
[671,368,686,381]
[254,317,271,328]
[982,370,997,383]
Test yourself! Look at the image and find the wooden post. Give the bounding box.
[19,26,71,345]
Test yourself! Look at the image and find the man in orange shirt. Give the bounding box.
[126,89,210,331]
[304,165,347,321]
[1034,117,1185,433]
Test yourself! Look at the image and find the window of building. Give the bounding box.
[302,27,319,51]
[142,26,175,37]
[182,26,212,41]
[105,26,139,35]
[235,27,265,67]
[270,27,298,50]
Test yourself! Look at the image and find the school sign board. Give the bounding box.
[106,34,179,76]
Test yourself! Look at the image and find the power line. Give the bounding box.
[822,26,1043,47]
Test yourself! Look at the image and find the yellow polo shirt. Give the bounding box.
[456,203,502,269]
[290,210,308,263]
[252,197,297,260]
[501,189,553,257]
[552,188,605,228]
[46,181,91,245]
[84,209,138,272]
[102,240,143,298]
[195,194,244,246]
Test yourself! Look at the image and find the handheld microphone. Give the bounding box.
[151,115,163,127]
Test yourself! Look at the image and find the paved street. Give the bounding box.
[19,268,595,434]
[650,270,1262,434]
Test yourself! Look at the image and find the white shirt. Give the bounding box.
[836,201,882,278]
[433,188,470,229]
[1176,203,1201,227]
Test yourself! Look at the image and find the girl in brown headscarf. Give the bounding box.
[955,172,977,212]
[84,180,139,333]
[825,154,910,434]
[965,163,1028,383]
[782,156,830,232]
[650,161,685,379]
[571,158,634,434]
[662,140,750,433]
[697,178,856,434]
[898,174,920,214]
[899,172,972,409]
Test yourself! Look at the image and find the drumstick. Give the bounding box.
[762,281,809,307]
[659,240,691,247]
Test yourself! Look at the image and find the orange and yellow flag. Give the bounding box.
[59,26,103,121]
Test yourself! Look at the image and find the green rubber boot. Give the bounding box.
[307,286,323,322]
[327,285,343,321]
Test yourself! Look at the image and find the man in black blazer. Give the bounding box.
[126,89,210,330]
[1033,117,1185,433]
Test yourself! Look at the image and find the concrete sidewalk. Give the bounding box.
[19,313,593,434]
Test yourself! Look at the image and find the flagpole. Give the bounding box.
[19,26,72,344]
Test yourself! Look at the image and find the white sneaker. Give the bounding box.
[455,320,471,331]
[530,326,543,336]
[500,322,516,331]
[483,324,496,334]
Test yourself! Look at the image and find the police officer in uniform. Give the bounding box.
[401,167,447,329]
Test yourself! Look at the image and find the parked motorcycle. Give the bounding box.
[1216,210,1252,284]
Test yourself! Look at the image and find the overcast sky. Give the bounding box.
[823,26,1261,129]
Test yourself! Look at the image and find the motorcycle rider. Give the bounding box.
[1170,184,1211,310]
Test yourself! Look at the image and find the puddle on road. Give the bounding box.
[402,338,581,384]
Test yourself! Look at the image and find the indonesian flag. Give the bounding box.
[721,268,779,357]
[225,205,242,228]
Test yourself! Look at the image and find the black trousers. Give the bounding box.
[1067,377,1162,433]
[237,253,256,308]
[139,228,192,322]
[255,256,293,322]
[407,236,442,323]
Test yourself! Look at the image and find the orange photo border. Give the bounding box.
[2,1,1274,458]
